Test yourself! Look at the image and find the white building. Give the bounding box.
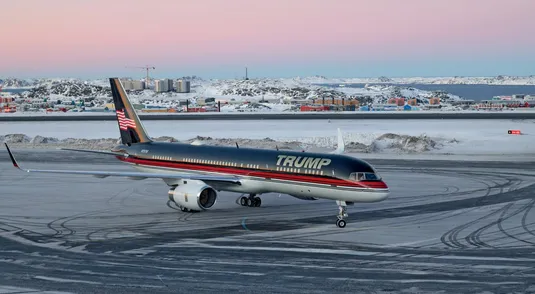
[176,80,191,93]
[155,80,169,93]
[165,79,174,91]
[131,80,145,90]
[120,79,133,90]
[120,79,145,90]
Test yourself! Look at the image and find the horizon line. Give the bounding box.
[1,74,535,81]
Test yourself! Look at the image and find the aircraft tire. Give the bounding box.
[253,197,261,207]
[336,219,346,228]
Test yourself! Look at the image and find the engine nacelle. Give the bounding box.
[168,181,218,211]
[289,194,319,201]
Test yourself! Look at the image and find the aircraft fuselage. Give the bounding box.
[113,142,389,203]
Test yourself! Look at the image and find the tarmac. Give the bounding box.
[1,150,535,293]
[3,110,535,121]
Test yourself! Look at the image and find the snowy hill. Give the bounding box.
[3,75,535,92]
[194,78,462,104]
[21,79,111,99]
[0,78,39,88]
[5,77,463,108]
[201,78,353,100]
[85,76,205,88]
[298,75,535,85]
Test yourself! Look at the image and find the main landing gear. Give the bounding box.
[336,200,348,228]
[239,194,262,207]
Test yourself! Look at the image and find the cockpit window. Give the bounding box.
[350,172,381,181]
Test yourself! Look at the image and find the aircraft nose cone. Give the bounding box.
[369,181,389,201]
[363,180,388,189]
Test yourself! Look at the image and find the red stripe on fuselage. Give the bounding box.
[116,156,388,189]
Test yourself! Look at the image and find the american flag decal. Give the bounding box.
[116,109,137,130]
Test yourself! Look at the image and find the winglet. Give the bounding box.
[4,143,21,169]
[330,128,345,154]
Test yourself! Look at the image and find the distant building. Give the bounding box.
[131,80,145,90]
[120,79,133,90]
[155,80,169,93]
[165,79,174,91]
[120,79,145,90]
[155,80,164,92]
[176,80,191,93]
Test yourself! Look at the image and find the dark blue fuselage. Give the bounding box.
[113,142,379,181]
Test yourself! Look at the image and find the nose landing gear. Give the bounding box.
[336,200,348,228]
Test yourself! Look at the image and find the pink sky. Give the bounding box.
[2,0,535,78]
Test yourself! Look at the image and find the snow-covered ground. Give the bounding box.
[0,108,535,120]
[2,119,534,160]
[298,75,535,85]
[4,75,535,90]
[3,77,464,110]
[4,108,535,118]
[7,76,535,115]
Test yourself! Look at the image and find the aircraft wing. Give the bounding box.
[5,143,241,184]
[60,147,128,157]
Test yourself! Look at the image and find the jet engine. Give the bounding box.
[168,182,218,211]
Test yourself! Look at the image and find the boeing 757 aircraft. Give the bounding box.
[4,78,390,228]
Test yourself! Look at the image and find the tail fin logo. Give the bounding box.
[116,109,137,131]
[109,77,151,145]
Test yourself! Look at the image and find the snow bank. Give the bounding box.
[369,133,440,153]
[289,132,447,153]
[0,133,449,154]
[186,136,308,151]
[3,119,534,156]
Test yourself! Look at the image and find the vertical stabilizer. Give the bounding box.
[109,78,152,145]
[330,128,345,154]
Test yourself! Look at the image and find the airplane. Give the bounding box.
[4,78,390,228]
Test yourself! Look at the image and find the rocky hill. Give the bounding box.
[3,77,463,105]
[298,75,535,85]
[0,78,38,88]
[20,79,111,98]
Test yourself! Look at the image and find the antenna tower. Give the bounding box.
[125,65,156,87]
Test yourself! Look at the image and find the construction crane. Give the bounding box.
[125,65,156,87]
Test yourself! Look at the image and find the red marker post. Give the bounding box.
[508,130,522,135]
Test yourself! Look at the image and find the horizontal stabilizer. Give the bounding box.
[330,128,345,154]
